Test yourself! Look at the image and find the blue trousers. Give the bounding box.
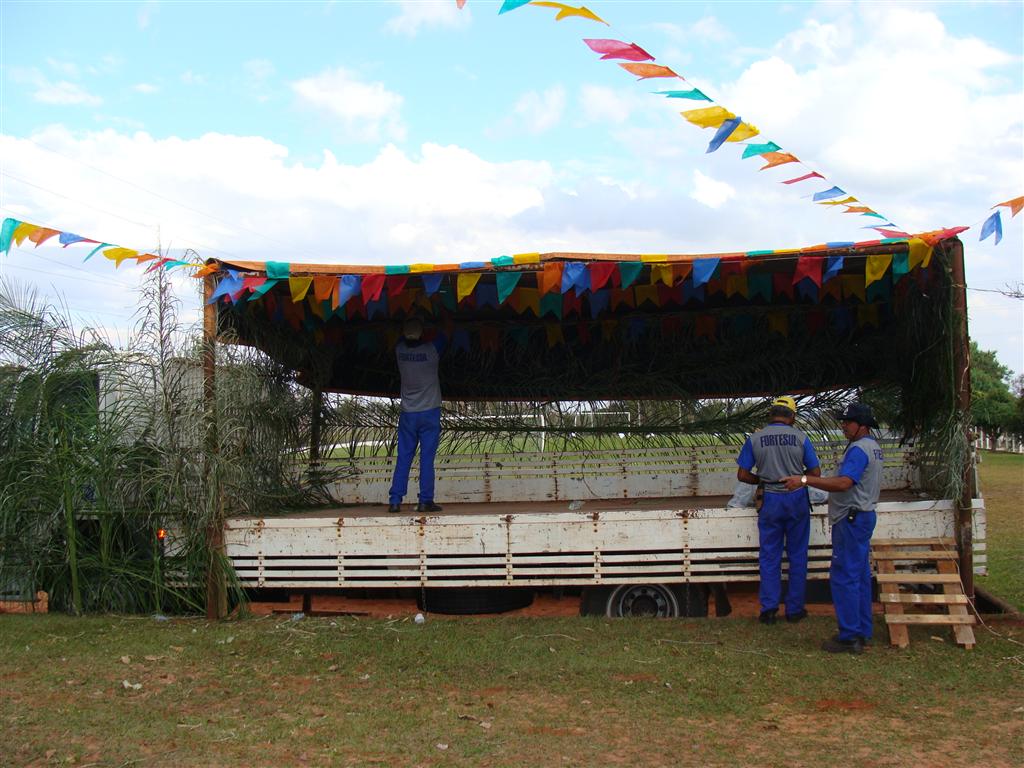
[830,510,877,641]
[758,488,811,615]
[389,408,441,505]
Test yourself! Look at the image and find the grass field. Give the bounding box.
[2,452,1022,767]
[976,451,1024,610]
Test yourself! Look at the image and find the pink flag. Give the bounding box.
[583,38,654,61]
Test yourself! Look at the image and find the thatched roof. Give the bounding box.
[207,231,965,405]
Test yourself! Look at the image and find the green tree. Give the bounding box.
[969,342,1016,440]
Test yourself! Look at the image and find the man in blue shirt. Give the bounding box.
[736,396,821,625]
[783,402,884,654]
[388,317,446,514]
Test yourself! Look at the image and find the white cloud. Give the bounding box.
[291,67,406,143]
[690,170,735,209]
[511,86,566,135]
[132,83,159,95]
[654,15,732,45]
[10,68,102,106]
[579,85,640,125]
[46,58,80,78]
[138,1,160,30]
[180,70,207,86]
[385,0,469,37]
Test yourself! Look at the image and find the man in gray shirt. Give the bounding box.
[736,396,821,625]
[388,318,445,514]
[782,402,884,654]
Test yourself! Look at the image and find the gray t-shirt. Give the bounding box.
[827,435,884,524]
[737,423,820,493]
[396,339,441,413]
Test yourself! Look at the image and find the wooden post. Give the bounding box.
[309,384,323,471]
[949,239,974,599]
[203,275,227,620]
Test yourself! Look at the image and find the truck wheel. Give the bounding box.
[595,584,709,618]
[418,587,534,615]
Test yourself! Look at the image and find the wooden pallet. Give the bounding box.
[872,537,976,649]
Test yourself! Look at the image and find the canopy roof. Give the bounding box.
[207,230,965,403]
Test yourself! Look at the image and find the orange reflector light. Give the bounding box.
[157,528,167,540]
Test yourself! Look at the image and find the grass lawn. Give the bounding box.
[2,613,1022,767]
[2,451,1021,767]
[976,450,1024,610]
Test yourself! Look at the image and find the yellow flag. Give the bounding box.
[817,196,859,206]
[103,247,139,267]
[857,305,879,328]
[289,276,313,303]
[768,313,788,337]
[727,122,759,142]
[635,285,659,307]
[518,287,540,316]
[681,106,735,129]
[641,253,667,263]
[650,264,673,286]
[865,254,892,287]
[409,263,435,273]
[545,323,564,347]
[907,238,933,270]
[531,2,608,25]
[12,222,38,246]
[512,252,540,264]
[457,273,482,303]
[841,275,865,302]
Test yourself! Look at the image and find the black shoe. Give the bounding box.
[416,502,443,513]
[387,504,402,514]
[785,609,808,623]
[821,636,864,654]
[832,633,872,647]
[758,609,778,625]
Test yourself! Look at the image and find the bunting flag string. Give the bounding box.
[474,1,900,231]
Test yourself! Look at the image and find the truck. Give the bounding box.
[193,230,985,618]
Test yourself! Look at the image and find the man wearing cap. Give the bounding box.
[736,396,821,625]
[388,318,446,514]
[782,402,883,654]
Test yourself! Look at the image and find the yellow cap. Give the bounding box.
[771,396,797,413]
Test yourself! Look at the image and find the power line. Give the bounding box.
[22,135,322,260]
[0,173,238,260]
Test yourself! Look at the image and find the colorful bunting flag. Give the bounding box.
[654,89,711,101]
[865,254,892,287]
[421,273,444,296]
[980,211,1002,245]
[589,262,617,292]
[618,261,643,289]
[497,272,523,303]
[583,38,653,61]
[707,117,741,153]
[692,258,718,288]
[620,62,678,79]
[681,106,734,129]
[812,187,846,202]
[741,142,780,159]
[530,2,608,25]
[540,262,564,294]
[759,152,799,169]
[781,171,824,185]
[994,195,1024,217]
[457,273,482,303]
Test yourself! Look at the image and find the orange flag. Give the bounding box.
[27,227,60,246]
[620,62,679,79]
[759,152,799,170]
[994,195,1024,217]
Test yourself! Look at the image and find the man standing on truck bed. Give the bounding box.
[783,402,883,654]
[388,317,445,514]
[736,396,821,625]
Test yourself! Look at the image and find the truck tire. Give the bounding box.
[582,583,709,618]
[418,587,534,615]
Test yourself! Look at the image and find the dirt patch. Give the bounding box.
[814,698,877,711]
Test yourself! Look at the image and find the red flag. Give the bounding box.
[792,255,823,287]
[589,262,617,292]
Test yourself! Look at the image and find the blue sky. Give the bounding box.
[1,0,1022,371]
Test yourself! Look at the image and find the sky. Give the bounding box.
[1,0,1022,373]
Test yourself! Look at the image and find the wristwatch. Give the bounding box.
[800,475,807,485]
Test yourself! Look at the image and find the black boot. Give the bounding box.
[821,636,864,654]
[387,503,402,514]
[416,502,443,513]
